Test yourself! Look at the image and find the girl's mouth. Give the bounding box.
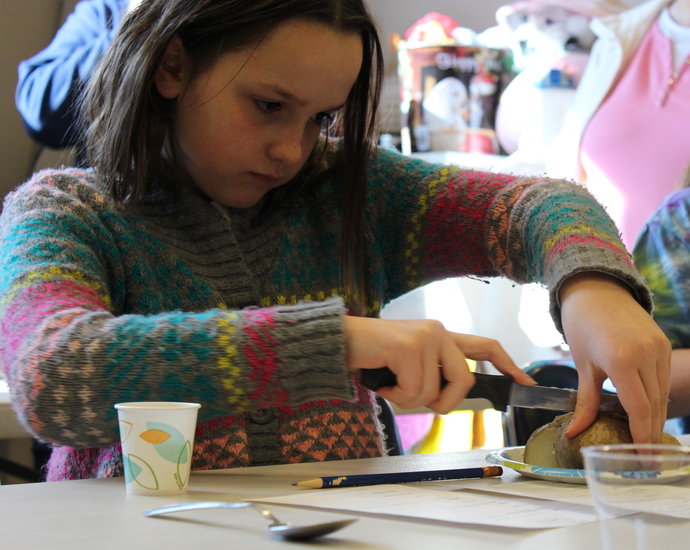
[251,172,281,186]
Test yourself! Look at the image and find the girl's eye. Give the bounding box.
[313,111,337,130]
[255,99,282,114]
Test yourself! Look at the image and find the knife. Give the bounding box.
[360,367,625,413]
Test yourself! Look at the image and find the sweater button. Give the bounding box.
[249,408,274,425]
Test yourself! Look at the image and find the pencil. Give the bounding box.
[292,465,502,489]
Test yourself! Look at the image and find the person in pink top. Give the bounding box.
[548,0,690,250]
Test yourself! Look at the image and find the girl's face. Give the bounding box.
[155,19,363,208]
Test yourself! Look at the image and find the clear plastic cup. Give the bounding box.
[582,443,690,550]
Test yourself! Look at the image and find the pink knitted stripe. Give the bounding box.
[242,308,288,407]
[46,444,122,481]
[424,171,517,272]
[2,279,107,358]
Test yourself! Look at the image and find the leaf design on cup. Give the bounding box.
[176,440,193,489]
[139,428,172,445]
[145,421,189,463]
[118,420,133,443]
[125,453,159,490]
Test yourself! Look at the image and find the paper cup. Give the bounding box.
[114,402,201,496]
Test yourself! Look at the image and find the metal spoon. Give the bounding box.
[144,501,356,541]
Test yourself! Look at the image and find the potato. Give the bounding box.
[523,414,567,468]
[663,432,682,446]
[523,411,682,470]
[553,412,631,469]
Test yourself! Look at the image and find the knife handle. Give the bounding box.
[466,372,513,412]
[360,368,513,412]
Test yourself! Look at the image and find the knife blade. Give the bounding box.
[360,367,625,413]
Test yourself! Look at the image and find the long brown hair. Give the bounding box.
[83,0,383,312]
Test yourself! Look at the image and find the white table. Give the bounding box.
[2,445,689,550]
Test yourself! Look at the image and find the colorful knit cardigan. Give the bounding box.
[0,148,648,480]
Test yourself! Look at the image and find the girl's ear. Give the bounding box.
[154,35,188,99]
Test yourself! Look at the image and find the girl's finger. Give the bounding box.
[450,333,534,385]
[428,339,474,414]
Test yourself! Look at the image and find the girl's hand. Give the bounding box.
[559,273,671,444]
[343,316,534,414]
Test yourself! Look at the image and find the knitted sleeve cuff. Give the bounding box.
[270,296,354,404]
[547,255,653,336]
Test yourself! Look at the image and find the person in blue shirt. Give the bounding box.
[634,181,690,424]
[15,0,134,163]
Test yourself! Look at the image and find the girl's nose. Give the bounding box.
[267,125,309,166]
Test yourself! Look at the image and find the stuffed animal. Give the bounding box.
[494,0,628,167]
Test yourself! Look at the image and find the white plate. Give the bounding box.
[486,446,587,484]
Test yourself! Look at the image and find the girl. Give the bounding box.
[0,0,670,481]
